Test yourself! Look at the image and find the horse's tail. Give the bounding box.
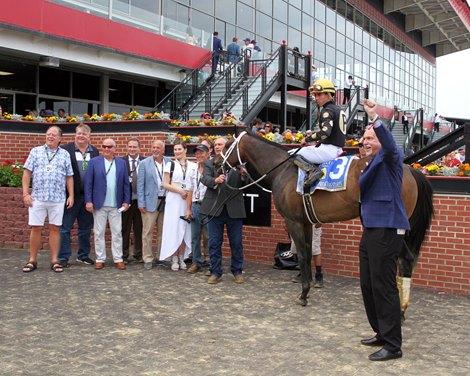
[399,167,434,277]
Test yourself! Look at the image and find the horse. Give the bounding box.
[222,131,434,319]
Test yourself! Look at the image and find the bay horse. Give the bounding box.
[222,131,434,319]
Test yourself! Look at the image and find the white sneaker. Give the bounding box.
[179,256,187,270]
[171,256,179,271]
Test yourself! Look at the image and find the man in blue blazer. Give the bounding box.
[137,140,171,270]
[358,99,410,361]
[85,138,130,270]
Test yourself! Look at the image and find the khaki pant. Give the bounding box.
[141,209,164,263]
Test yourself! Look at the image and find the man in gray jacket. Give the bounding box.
[137,140,170,270]
[200,137,246,284]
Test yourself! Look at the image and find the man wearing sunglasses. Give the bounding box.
[292,78,346,191]
[84,139,130,270]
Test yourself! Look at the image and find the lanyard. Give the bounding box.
[177,159,187,181]
[105,158,114,176]
[154,160,163,181]
[45,146,58,163]
[79,148,89,170]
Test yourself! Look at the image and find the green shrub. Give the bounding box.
[0,162,24,187]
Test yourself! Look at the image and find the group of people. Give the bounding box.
[21,124,247,284]
[212,32,261,74]
[20,73,412,361]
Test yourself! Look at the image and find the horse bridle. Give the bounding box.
[220,131,303,192]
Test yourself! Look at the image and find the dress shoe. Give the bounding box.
[233,274,245,284]
[207,274,222,284]
[368,347,402,361]
[115,262,126,270]
[95,262,105,270]
[143,262,153,270]
[204,270,212,277]
[187,264,201,274]
[361,336,385,346]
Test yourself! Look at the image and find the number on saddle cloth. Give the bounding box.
[296,155,356,195]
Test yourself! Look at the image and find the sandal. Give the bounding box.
[22,261,37,273]
[51,263,64,273]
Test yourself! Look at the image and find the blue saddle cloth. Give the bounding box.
[296,155,357,195]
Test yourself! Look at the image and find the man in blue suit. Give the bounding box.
[358,99,410,361]
[212,31,223,74]
[137,140,171,270]
[85,138,130,270]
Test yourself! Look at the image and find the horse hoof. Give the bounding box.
[401,311,406,323]
[296,297,308,306]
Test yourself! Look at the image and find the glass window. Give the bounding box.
[303,0,313,16]
[15,93,36,116]
[134,83,156,107]
[114,0,130,14]
[345,37,353,56]
[326,46,335,67]
[130,0,159,23]
[315,0,325,23]
[215,0,236,22]
[302,13,313,36]
[302,34,313,54]
[273,0,287,23]
[289,5,302,29]
[315,22,325,43]
[273,20,287,44]
[326,26,335,47]
[336,14,345,34]
[237,2,254,32]
[290,0,302,8]
[162,0,189,28]
[192,0,213,14]
[354,42,362,60]
[72,73,100,100]
[336,33,345,52]
[336,50,345,70]
[191,9,213,39]
[258,0,272,15]
[109,79,132,104]
[326,7,335,28]
[39,68,70,97]
[0,59,36,93]
[345,20,354,38]
[288,27,301,50]
[257,11,273,39]
[314,40,325,63]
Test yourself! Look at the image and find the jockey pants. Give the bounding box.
[292,144,343,164]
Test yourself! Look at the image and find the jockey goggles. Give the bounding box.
[309,84,335,94]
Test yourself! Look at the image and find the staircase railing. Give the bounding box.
[404,123,469,165]
[344,88,366,133]
[403,108,424,155]
[152,51,213,118]
[223,48,282,122]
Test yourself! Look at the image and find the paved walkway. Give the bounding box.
[1,249,469,376]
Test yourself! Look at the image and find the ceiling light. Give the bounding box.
[0,70,14,76]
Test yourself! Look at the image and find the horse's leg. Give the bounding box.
[285,218,312,306]
[397,238,416,322]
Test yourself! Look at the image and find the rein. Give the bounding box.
[220,131,303,192]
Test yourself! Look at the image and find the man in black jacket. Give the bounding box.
[58,123,99,267]
[200,137,246,284]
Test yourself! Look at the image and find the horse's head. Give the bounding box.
[220,131,250,174]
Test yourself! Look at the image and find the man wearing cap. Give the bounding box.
[241,38,254,57]
[251,40,261,52]
[291,78,346,190]
[186,144,211,274]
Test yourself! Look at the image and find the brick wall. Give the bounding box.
[2,130,469,295]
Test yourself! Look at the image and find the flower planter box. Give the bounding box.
[427,176,470,194]
[0,119,171,133]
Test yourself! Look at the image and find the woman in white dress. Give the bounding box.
[159,140,195,271]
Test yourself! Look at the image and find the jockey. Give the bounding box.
[293,78,346,188]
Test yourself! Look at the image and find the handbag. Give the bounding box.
[157,197,165,212]
[273,242,299,270]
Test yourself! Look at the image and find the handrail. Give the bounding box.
[404,123,469,165]
[344,88,366,133]
[224,48,282,121]
[403,108,424,155]
[152,51,213,117]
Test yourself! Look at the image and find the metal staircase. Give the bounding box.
[153,45,312,128]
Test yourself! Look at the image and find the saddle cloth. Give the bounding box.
[296,155,357,195]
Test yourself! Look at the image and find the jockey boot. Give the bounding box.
[293,155,323,190]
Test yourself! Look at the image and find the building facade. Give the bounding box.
[1,0,469,122]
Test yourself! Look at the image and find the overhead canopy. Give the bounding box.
[384,0,470,57]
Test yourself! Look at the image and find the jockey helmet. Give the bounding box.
[309,79,336,94]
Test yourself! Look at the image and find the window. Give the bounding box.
[215,0,236,21]
[39,68,70,97]
[109,79,132,104]
[273,1,287,23]
[256,11,273,39]
[237,2,254,32]
[134,83,156,107]
[72,73,100,100]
